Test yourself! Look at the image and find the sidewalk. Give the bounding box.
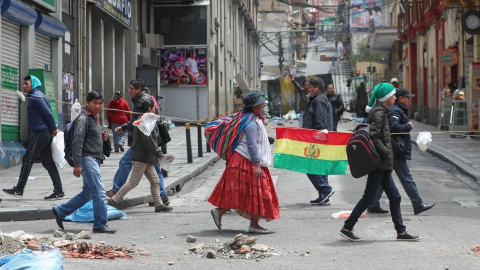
[0,125,219,222]
[409,120,480,181]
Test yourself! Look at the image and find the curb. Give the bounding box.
[411,140,480,182]
[0,154,221,222]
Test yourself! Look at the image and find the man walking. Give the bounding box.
[326,84,344,131]
[368,87,435,215]
[107,80,170,206]
[107,91,131,153]
[302,77,335,205]
[52,91,115,233]
[3,75,64,200]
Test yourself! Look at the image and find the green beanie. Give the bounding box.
[365,83,396,113]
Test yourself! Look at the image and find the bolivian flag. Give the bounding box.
[274,127,352,175]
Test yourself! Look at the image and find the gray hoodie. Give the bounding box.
[72,108,104,167]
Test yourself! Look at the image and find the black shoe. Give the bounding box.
[397,231,420,241]
[44,191,65,201]
[310,189,335,205]
[93,226,117,234]
[339,228,362,242]
[149,197,170,207]
[367,206,389,214]
[3,186,23,198]
[155,205,173,212]
[52,207,65,230]
[119,145,124,152]
[414,204,435,215]
[319,198,330,206]
[106,198,119,208]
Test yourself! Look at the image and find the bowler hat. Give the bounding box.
[243,92,266,107]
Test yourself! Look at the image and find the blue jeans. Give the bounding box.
[344,169,406,233]
[111,124,127,152]
[112,148,167,199]
[55,156,108,229]
[370,157,424,209]
[306,174,332,196]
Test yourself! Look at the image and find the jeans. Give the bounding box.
[370,157,424,209]
[332,119,339,131]
[111,123,127,152]
[344,169,406,233]
[55,156,108,229]
[306,174,332,196]
[17,130,63,192]
[112,148,167,199]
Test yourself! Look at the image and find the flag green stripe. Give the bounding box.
[274,153,348,175]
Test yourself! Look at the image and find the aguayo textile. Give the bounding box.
[204,112,262,161]
[274,127,351,175]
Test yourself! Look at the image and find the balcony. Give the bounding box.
[413,0,426,34]
[424,0,440,25]
[405,1,416,40]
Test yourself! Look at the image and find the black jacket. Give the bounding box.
[72,108,104,167]
[130,126,163,164]
[389,101,412,160]
[326,93,344,121]
[121,90,153,146]
[302,93,333,131]
[368,104,394,171]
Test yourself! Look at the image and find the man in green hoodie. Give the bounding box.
[3,75,64,200]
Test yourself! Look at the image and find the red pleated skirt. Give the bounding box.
[208,152,280,221]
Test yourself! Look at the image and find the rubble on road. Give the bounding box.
[188,234,277,260]
[60,241,137,259]
[472,246,480,253]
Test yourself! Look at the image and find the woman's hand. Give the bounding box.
[254,163,262,179]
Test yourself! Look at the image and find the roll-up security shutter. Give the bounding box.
[1,17,21,141]
[34,33,52,70]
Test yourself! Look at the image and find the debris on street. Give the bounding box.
[472,246,480,253]
[188,234,278,260]
[186,235,197,243]
[59,241,137,259]
[331,211,366,219]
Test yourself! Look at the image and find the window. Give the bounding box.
[62,0,73,15]
[156,6,208,45]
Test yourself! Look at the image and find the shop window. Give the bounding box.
[156,5,208,45]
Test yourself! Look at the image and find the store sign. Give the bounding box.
[160,48,207,86]
[31,0,56,13]
[439,48,458,66]
[93,0,132,29]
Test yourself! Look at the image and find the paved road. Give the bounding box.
[1,120,479,269]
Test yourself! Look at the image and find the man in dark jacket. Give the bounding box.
[340,83,419,242]
[326,84,344,131]
[108,80,170,206]
[3,75,64,200]
[302,77,335,205]
[52,90,116,233]
[368,87,435,215]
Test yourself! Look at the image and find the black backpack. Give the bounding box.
[156,120,171,146]
[64,119,77,167]
[346,123,381,178]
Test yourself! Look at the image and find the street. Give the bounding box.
[1,121,480,269]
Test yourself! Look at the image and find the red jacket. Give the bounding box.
[107,98,131,125]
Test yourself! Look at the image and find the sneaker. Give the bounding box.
[310,189,335,205]
[44,191,65,201]
[155,205,173,212]
[52,207,65,230]
[319,198,330,205]
[93,226,116,234]
[3,186,23,198]
[339,228,362,242]
[397,231,420,241]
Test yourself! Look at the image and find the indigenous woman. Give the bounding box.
[208,92,279,234]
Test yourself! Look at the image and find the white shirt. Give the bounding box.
[184,58,199,74]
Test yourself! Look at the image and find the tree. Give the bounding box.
[356,42,387,62]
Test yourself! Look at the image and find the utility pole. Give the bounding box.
[278,33,284,76]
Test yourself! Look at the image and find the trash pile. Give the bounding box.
[0,230,139,260]
[187,234,278,260]
[472,246,480,253]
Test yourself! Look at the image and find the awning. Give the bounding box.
[1,0,37,26]
[368,27,399,53]
[35,12,67,39]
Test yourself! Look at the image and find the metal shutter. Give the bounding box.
[1,18,21,140]
[34,33,52,70]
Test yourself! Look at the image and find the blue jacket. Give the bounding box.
[27,76,57,134]
[388,101,412,160]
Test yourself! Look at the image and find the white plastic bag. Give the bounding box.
[134,113,160,136]
[70,99,81,121]
[282,110,297,120]
[51,132,67,168]
[416,131,432,152]
[158,154,175,172]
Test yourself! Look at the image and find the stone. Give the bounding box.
[5,230,25,240]
[244,237,258,245]
[168,261,174,265]
[216,246,224,253]
[186,235,197,243]
[245,253,252,259]
[77,231,92,240]
[233,234,246,243]
[53,230,63,238]
[239,245,250,254]
[65,233,75,241]
[251,244,269,252]
[27,242,42,250]
[215,239,220,243]
[19,234,35,241]
[189,243,205,251]
[206,250,216,259]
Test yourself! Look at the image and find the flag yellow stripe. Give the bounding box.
[275,138,347,161]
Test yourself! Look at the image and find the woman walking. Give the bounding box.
[208,92,279,234]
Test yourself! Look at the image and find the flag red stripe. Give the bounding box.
[276,127,351,145]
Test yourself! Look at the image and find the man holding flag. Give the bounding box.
[301,77,335,205]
